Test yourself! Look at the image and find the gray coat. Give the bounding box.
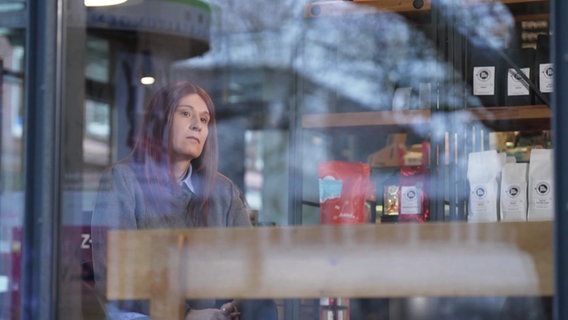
[91,160,251,316]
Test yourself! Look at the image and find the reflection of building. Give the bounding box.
[0,2,215,318]
[85,0,211,41]
[81,0,212,171]
[174,50,294,224]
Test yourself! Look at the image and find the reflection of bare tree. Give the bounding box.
[196,0,517,110]
[434,0,514,49]
[176,0,522,222]
[187,1,501,116]
[207,0,301,32]
[298,4,487,141]
[177,0,517,160]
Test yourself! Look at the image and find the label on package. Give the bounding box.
[532,180,552,209]
[319,178,342,203]
[539,63,554,93]
[502,184,525,213]
[400,186,420,215]
[473,66,495,96]
[507,68,530,96]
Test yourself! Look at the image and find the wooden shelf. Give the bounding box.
[459,105,551,131]
[463,105,549,121]
[352,0,431,12]
[302,109,431,133]
[305,0,547,18]
[302,105,550,133]
[499,0,547,4]
[304,0,430,18]
[354,0,545,9]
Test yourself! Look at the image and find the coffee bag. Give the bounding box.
[528,149,554,221]
[500,163,528,221]
[319,161,371,224]
[467,150,501,222]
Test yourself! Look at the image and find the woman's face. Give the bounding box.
[170,93,210,162]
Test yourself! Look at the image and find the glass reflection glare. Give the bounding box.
[84,0,128,7]
[140,76,155,85]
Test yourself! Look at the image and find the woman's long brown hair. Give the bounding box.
[130,81,219,225]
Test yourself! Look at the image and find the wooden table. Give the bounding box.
[106,221,553,319]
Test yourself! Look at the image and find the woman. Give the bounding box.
[91,81,252,320]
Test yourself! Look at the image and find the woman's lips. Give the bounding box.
[186,136,200,143]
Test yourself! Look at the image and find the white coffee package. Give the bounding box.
[500,163,528,221]
[497,152,508,184]
[467,150,501,222]
[498,152,507,167]
[528,149,554,221]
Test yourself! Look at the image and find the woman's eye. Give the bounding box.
[201,117,209,123]
[181,111,190,117]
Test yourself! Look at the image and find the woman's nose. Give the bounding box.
[190,118,201,131]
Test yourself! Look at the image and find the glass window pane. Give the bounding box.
[54,0,555,319]
[0,5,26,319]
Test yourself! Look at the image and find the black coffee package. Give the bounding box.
[468,46,504,107]
[504,47,535,106]
[535,34,553,106]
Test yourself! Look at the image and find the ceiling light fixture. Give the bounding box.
[84,0,128,7]
[140,50,155,86]
[140,76,155,86]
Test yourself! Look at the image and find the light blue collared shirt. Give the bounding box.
[180,164,195,193]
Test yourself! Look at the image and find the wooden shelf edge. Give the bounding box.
[302,105,550,130]
[302,109,431,129]
[304,0,546,18]
[352,0,431,12]
[304,0,430,19]
[461,105,551,122]
[500,0,547,4]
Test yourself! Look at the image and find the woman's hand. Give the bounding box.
[184,306,240,320]
[220,301,240,319]
[184,308,227,320]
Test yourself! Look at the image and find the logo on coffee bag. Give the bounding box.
[476,68,492,82]
[473,185,487,199]
[535,182,550,196]
[505,185,521,198]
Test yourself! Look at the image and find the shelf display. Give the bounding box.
[300,0,552,225]
[297,0,554,318]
